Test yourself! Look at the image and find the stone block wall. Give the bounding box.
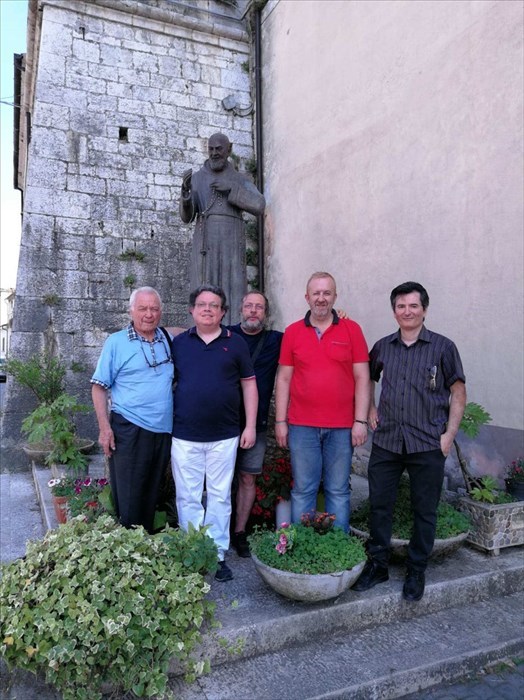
[2,0,257,469]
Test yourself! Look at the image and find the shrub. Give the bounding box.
[0,516,218,699]
[351,479,471,540]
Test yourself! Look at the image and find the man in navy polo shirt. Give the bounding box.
[171,285,258,582]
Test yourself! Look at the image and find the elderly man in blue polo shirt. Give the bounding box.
[171,285,258,582]
[91,286,174,533]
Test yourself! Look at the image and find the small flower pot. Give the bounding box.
[505,479,524,501]
[53,496,69,524]
[252,554,366,602]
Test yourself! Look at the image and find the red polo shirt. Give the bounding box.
[279,312,369,428]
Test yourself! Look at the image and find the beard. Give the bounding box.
[209,158,227,171]
[241,317,265,333]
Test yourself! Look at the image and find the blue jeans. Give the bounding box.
[288,425,352,532]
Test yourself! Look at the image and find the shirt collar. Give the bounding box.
[127,323,164,343]
[304,309,340,327]
[188,324,231,338]
[390,325,431,344]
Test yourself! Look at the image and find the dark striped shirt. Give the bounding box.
[370,326,465,454]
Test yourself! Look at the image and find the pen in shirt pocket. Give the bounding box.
[429,365,437,391]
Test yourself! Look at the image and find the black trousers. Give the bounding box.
[366,443,445,572]
[109,412,171,533]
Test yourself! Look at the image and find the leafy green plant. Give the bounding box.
[0,516,217,700]
[5,353,65,404]
[454,402,492,494]
[249,522,366,574]
[470,476,514,504]
[123,273,137,287]
[351,479,471,539]
[246,248,258,266]
[21,393,91,470]
[118,249,146,262]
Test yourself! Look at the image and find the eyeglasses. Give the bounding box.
[139,338,172,369]
[194,302,222,310]
[243,303,265,311]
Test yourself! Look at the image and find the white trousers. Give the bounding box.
[171,436,239,560]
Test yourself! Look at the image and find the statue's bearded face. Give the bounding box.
[208,136,230,171]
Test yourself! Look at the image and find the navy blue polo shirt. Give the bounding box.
[228,325,283,430]
[172,326,255,441]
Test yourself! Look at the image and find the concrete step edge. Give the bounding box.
[310,638,524,700]
[168,593,524,699]
[177,566,524,673]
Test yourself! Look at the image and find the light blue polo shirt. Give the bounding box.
[91,324,173,433]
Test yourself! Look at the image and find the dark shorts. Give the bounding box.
[235,430,267,475]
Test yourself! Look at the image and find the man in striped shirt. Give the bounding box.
[352,282,466,602]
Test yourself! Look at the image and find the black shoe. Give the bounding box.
[215,560,233,582]
[403,569,425,601]
[233,531,251,558]
[351,560,389,591]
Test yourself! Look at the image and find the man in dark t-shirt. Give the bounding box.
[229,292,283,557]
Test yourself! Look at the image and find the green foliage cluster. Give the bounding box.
[22,394,90,470]
[459,402,492,438]
[249,524,366,575]
[118,249,146,262]
[5,353,65,404]
[0,516,218,699]
[470,476,515,504]
[123,273,137,287]
[351,479,471,540]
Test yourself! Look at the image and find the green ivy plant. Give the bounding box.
[0,516,218,700]
[351,479,471,540]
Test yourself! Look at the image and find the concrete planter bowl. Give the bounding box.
[251,554,366,603]
[350,526,469,561]
[457,497,524,556]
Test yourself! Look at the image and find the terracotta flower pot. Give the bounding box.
[53,495,69,524]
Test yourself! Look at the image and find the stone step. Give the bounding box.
[180,544,524,673]
[168,591,524,700]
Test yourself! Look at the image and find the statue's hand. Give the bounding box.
[210,178,232,195]
[181,168,192,195]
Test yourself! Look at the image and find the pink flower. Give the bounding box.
[279,534,287,545]
[275,542,287,554]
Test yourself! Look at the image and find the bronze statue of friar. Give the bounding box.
[179,133,266,324]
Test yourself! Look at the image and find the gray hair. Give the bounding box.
[128,286,162,312]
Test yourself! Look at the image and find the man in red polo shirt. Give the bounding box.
[275,272,370,532]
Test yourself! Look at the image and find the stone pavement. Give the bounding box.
[0,465,523,700]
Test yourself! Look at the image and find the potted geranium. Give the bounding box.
[505,457,524,500]
[248,513,366,602]
[68,477,111,522]
[47,477,76,524]
[251,452,293,528]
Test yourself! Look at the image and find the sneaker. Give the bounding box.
[233,531,251,558]
[215,560,233,582]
